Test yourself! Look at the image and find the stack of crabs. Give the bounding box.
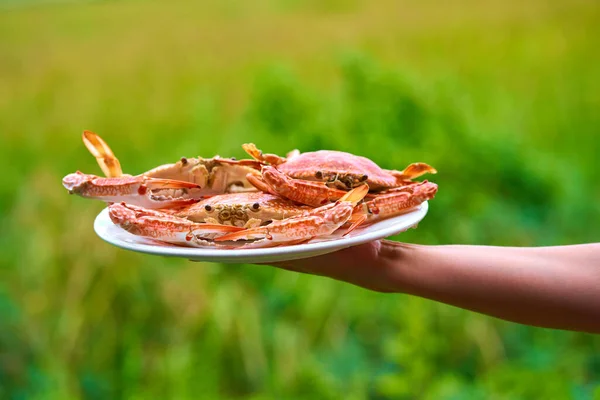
[62,132,438,249]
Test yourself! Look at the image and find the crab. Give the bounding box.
[240,144,436,207]
[242,143,436,191]
[213,184,370,249]
[107,186,366,249]
[63,133,439,249]
[234,144,439,231]
[242,164,436,223]
[62,131,263,208]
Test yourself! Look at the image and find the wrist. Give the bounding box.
[376,240,427,293]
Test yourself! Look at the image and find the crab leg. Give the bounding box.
[214,184,368,248]
[62,171,201,208]
[249,166,349,207]
[108,203,245,247]
[244,173,280,197]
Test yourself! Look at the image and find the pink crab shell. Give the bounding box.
[275,150,400,190]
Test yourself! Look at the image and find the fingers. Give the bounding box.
[259,241,384,278]
[187,240,402,293]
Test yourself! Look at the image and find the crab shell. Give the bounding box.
[242,144,437,191]
[174,192,313,227]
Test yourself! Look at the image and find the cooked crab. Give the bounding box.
[239,144,437,216]
[246,164,438,216]
[107,190,322,248]
[242,143,436,191]
[106,191,316,247]
[62,131,263,208]
[214,184,369,249]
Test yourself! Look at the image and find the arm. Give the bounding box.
[269,241,600,333]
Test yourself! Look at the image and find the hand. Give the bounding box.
[261,240,415,293]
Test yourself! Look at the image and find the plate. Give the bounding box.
[94,201,429,263]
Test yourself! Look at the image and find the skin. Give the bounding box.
[262,240,600,334]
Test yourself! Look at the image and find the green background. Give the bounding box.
[1,0,599,398]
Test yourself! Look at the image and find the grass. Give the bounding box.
[1,0,599,398]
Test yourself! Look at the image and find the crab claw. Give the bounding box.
[62,171,201,209]
[108,203,245,247]
[254,166,349,207]
[82,130,124,178]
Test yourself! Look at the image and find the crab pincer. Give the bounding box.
[62,172,201,209]
[246,166,349,207]
[214,184,369,248]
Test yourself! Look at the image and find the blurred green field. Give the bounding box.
[1,0,599,398]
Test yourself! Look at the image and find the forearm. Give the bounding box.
[384,242,600,333]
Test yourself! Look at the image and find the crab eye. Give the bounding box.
[315,171,323,179]
[361,174,368,181]
[205,205,212,212]
[252,202,260,210]
[180,157,188,165]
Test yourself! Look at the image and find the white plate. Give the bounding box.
[94,201,429,263]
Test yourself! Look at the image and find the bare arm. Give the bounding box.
[269,241,600,333]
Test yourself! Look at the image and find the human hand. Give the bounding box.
[260,240,417,293]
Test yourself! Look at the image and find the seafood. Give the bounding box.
[62,131,263,208]
[214,184,369,248]
[63,132,439,249]
[242,143,436,191]
[245,166,437,226]
[241,144,437,220]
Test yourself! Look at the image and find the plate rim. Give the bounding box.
[93,201,428,262]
